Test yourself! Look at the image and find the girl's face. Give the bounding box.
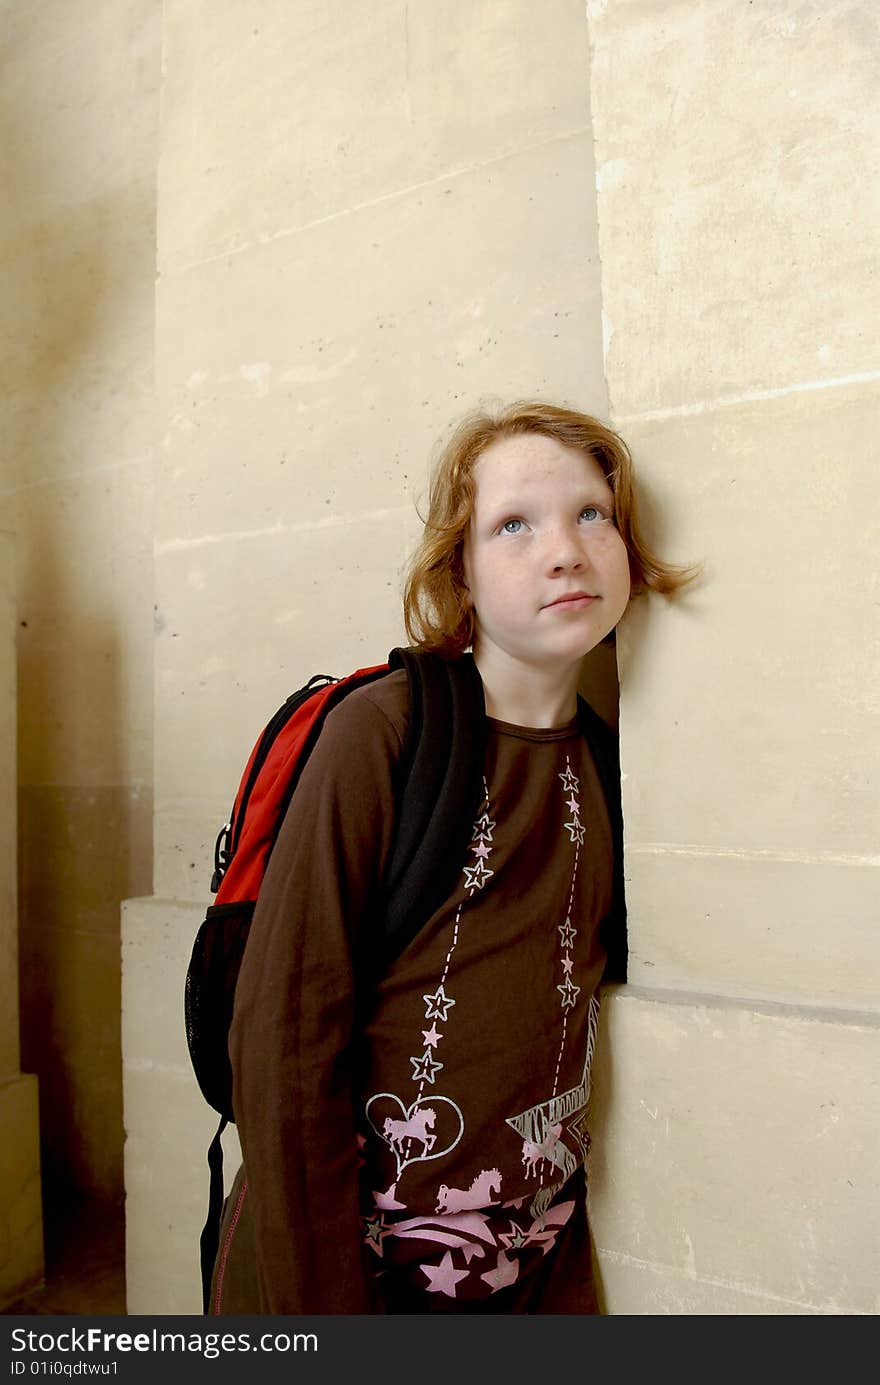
[462,432,631,677]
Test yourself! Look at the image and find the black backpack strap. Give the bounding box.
[200,1113,228,1313]
[379,648,486,961]
[577,698,627,983]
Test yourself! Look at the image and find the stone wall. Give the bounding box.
[0,0,160,1212]
[586,0,879,1314]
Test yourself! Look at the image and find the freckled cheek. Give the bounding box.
[588,532,630,606]
[599,529,630,573]
[471,563,529,620]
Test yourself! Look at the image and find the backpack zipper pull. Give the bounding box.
[210,819,232,893]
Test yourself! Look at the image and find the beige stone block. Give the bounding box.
[153,507,412,898]
[121,898,242,1161]
[159,0,592,272]
[153,805,233,908]
[0,1073,44,1307]
[122,899,242,1317]
[0,534,19,1076]
[1,2,159,239]
[588,0,879,414]
[9,462,154,787]
[155,131,606,551]
[122,896,207,1072]
[588,990,880,1315]
[616,383,880,858]
[626,849,879,1011]
[596,1250,826,1315]
[124,1064,239,1316]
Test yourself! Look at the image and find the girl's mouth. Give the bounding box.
[544,593,598,610]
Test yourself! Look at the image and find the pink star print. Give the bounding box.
[361,1214,386,1256]
[421,1251,470,1297]
[423,985,456,1022]
[557,975,581,1010]
[472,812,496,844]
[499,1222,528,1251]
[410,1049,443,1084]
[463,858,493,891]
[480,1251,519,1292]
[566,794,579,814]
[422,1023,442,1049]
[561,953,574,975]
[373,1183,407,1211]
[471,840,491,860]
[558,916,577,948]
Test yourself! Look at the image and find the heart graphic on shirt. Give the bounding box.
[365,1092,464,1179]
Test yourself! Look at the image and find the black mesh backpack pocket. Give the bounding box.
[184,901,256,1121]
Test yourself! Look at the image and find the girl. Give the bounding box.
[211,400,693,1314]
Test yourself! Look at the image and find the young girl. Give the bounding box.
[211,400,692,1314]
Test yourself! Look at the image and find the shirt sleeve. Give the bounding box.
[227,684,405,1313]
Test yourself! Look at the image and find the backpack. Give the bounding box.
[184,646,626,1310]
[185,647,487,1309]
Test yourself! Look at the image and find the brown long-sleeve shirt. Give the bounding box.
[213,670,615,1314]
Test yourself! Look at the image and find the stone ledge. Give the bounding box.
[589,988,880,1315]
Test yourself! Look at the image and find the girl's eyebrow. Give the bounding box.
[484,487,613,514]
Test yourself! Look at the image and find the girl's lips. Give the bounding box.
[544,594,598,610]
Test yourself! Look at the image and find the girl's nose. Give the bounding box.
[548,529,587,573]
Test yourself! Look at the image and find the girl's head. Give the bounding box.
[403,400,695,657]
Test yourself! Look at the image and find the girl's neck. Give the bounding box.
[472,645,582,729]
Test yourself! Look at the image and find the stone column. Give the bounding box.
[0,532,43,1306]
[123,0,610,1314]
[585,0,879,1314]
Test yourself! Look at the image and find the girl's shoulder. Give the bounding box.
[321,666,411,750]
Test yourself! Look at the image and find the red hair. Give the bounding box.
[403,400,699,655]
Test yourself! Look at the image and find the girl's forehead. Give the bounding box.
[473,433,610,497]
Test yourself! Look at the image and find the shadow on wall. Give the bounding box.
[1,57,154,1256]
[16,622,150,1203]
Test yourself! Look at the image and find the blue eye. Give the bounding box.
[501,518,524,534]
[580,506,604,523]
